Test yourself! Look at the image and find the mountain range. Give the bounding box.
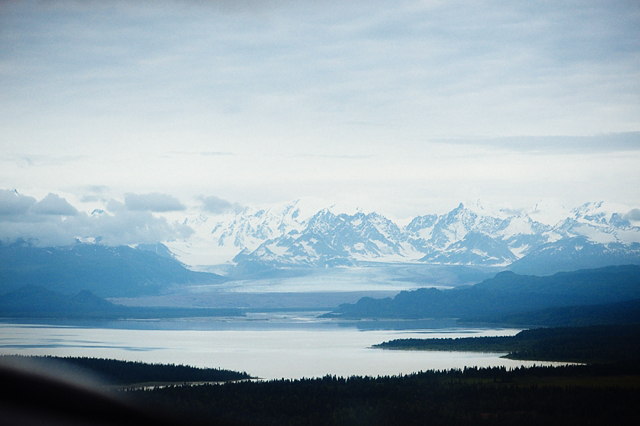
[2,199,638,301]
[167,199,640,275]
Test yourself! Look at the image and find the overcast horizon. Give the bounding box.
[2,0,639,247]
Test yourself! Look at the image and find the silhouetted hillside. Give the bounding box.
[469,298,640,327]
[329,265,640,319]
[0,241,227,297]
[0,285,243,319]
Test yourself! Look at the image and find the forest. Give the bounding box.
[132,361,640,426]
[3,333,640,426]
[374,323,640,364]
[126,324,640,425]
[0,355,250,386]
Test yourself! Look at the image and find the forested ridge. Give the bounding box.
[134,362,640,426]
[0,356,250,386]
[4,354,640,425]
[374,324,640,364]
[329,265,640,320]
[64,357,252,385]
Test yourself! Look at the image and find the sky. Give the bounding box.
[1,0,639,247]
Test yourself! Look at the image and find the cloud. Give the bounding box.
[80,195,101,202]
[80,186,111,203]
[106,199,127,212]
[0,190,194,247]
[199,151,235,157]
[31,193,79,216]
[296,154,374,160]
[0,209,194,247]
[86,209,194,246]
[624,209,640,222]
[434,132,640,154]
[166,151,236,158]
[200,195,243,214]
[1,1,639,218]
[124,193,186,212]
[0,189,36,216]
[13,155,89,168]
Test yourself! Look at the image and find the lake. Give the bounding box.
[0,313,566,380]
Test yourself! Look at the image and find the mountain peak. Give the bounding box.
[461,199,518,220]
[165,199,640,268]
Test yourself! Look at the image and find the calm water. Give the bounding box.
[0,314,565,380]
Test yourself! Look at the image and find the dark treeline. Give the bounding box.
[375,324,640,363]
[65,357,252,385]
[4,355,639,425]
[0,356,250,385]
[134,362,640,426]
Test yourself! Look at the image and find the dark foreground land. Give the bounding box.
[134,362,640,426]
[98,323,640,425]
[4,324,640,426]
[0,355,251,387]
[375,323,640,364]
[0,356,250,426]
[2,353,640,426]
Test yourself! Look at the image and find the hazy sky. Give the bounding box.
[1,0,639,225]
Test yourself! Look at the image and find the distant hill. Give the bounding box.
[328,265,640,320]
[0,285,127,317]
[0,242,227,297]
[0,285,243,319]
[468,298,640,327]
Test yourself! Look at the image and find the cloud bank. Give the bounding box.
[436,132,640,154]
[0,190,35,216]
[200,195,244,214]
[625,209,640,222]
[31,193,79,216]
[0,190,193,247]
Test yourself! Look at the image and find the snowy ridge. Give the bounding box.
[167,199,322,266]
[167,199,640,270]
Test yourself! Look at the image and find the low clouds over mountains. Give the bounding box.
[0,189,192,247]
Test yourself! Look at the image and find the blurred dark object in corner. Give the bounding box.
[0,357,178,426]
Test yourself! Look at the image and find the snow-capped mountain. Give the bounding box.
[166,199,640,274]
[234,209,423,268]
[555,201,640,244]
[509,202,640,274]
[166,199,322,266]
[404,202,548,266]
